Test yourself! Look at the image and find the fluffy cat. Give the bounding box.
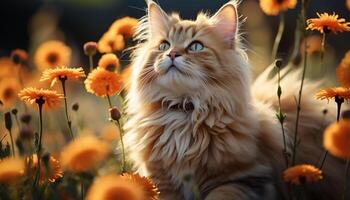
[124,1,345,199]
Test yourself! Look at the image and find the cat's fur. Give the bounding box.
[124,1,345,199]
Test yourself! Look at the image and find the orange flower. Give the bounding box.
[28,154,63,185]
[84,68,122,97]
[324,120,350,159]
[0,157,25,183]
[336,51,350,87]
[283,164,323,185]
[18,87,63,109]
[40,67,86,87]
[34,40,71,71]
[347,0,350,11]
[307,12,350,34]
[300,35,322,56]
[110,17,138,38]
[98,53,120,71]
[259,0,297,16]
[121,173,159,200]
[85,174,144,200]
[60,135,110,172]
[0,78,21,108]
[315,87,350,101]
[98,31,125,53]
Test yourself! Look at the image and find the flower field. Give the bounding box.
[0,0,349,199]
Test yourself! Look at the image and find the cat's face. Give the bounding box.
[131,1,249,104]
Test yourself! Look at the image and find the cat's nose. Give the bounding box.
[167,51,181,61]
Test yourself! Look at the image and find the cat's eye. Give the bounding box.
[188,41,204,52]
[159,41,170,51]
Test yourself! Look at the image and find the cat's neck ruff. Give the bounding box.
[125,86,260,178]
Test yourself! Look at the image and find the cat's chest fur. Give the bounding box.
[130,99,261,187]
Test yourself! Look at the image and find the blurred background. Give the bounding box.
[0,0,349,70]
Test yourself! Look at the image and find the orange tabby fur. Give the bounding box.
[124,1,345,199]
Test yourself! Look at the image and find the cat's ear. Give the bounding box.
[148,1,169,37]
[210,2,239,47]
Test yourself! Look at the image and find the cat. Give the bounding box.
[124,1,345,199]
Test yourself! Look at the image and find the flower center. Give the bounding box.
[47,53,59,65]
[106,64,116,72]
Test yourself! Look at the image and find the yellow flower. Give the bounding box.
[40,67,86,87]
[336,51,350,87]
[98,53,120,71]
[18,87,63,109]
[121,173,159,200]
[324,120,350,159]
[0,157,25,183]
[110,17,138,39]
[98,31,125,53]
[315,87,350,101]
[85,174,143,200]
[0,78,20,108]
[306,12,350,34]
[84,68,122,97]
[34,40,71,71]
[259,0,297,16]
[60,135,110,172]
[28,154,63,185]
[283,164,323,185]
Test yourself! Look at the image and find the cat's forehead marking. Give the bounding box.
[166,20,204,44]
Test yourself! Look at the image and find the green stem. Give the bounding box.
[106,94,113,108]
[34,99,44,187]
[276,63,288,167]
[115,120,126,173]
[8,129,15,157]
[319,98,343,169]
[271,13,285,62]
[292,0,308,166]
[60,77,74,140]
[89,55,94,73]
[106,94,126,172]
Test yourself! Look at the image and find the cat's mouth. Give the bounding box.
[165,64,186,75]
[166,64,177,72]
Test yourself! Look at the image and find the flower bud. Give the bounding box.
[72,103,79,111]
[84,41,98,56]
[10,49,28,65]
[275,59,283,68]
[4,112,12,131]
[20,113,32,124]
[11,108,18,115]
[109,107,121,121]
